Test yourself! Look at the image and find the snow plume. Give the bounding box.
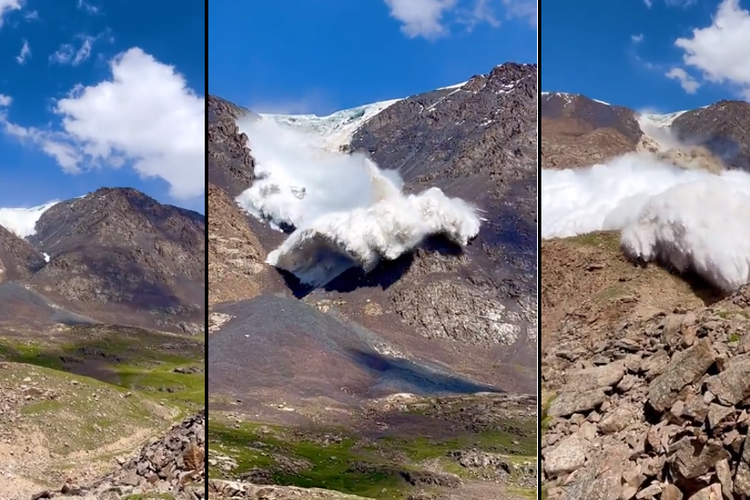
[235,116,481,287]
[542,152,750,292]
[0,201,59,238]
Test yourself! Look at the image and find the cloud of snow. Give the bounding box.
[672,0,750,98]
[542,153,750,292]
[0,47,205,200]
[0,201,59,238]
[235,117,481,287]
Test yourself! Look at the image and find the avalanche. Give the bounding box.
[235,115,481,287]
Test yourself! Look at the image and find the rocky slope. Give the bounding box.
[540,91,750,499]
[0,224,46,282]
[208,62,538,499]
[542,262,750,499]
[0,188,205,334]
[0,187,205,499]
[540,91,750,172]
[31,410,205,500]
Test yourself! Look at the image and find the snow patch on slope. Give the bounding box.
[0,201,59,238]
[261,99,400,152]
[235,116,481,287]
[542,153,750,292]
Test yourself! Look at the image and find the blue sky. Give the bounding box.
[208,0,537,115]
[541,0,750,113]
[0,0,205,212]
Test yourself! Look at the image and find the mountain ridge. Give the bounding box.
[0,186,205,334]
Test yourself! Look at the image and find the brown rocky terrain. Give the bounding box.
[540,91,750,174]
[0,187,206,499]
[0,225,46,282]
[30,410,205,500]
[0,188,205,334]
[208,62,538,499]
[540,92,750,499]
[671,100,750,172]
[541,237,750,499]
[540,92,641,169]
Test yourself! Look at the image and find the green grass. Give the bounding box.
[0,325,204,412]
[0,362,166,454]
[209,414,536,500]
[209,422,406,499]
[570,231,621,251]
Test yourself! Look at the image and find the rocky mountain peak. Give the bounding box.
[489,62,537,84]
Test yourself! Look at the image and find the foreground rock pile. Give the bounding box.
[542,285,750,500]
[34,411,205,500]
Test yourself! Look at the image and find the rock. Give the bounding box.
[735,462,750,496]
[598,407,634,434]
[705,355,750,406]
[660,484,683,500]
[707,404,735,429]
[635,483,661,499]
[689,483,722,500]
[647,339,715,413]
[548,388,608,418]
[715,458,733,500]
[544,434,588,477]
[566,362,626,391]
[558,445,631,500]
[669,436,729,480]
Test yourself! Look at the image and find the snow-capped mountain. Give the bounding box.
[260,98,401,152]
[0,201,59,239]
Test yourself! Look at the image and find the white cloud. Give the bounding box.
[0,48,205,200]
[77,0,98,14]
[501,0,536,28]
[462,0,499,29]
[0,94,11,106]
[673,0,750,98]
[16,39,30,64]
[664,0,696,7]
[632,33,644,43]
[665,67,701,93]
[643,0,652,7]
[0,0,21,27]
[51,36,95,66]
[384,0,458,39]
[383,0,533,39]
[23,9,37,20]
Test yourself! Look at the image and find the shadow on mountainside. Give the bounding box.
[279,235,467,299]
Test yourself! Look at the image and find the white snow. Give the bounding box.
[541,91,611,107]
[261,99,401,152]
[0,201,58,238]
[235,116,481,287]
[542,153,750,292]
[436,80,468,91]
[43,252,50,262]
